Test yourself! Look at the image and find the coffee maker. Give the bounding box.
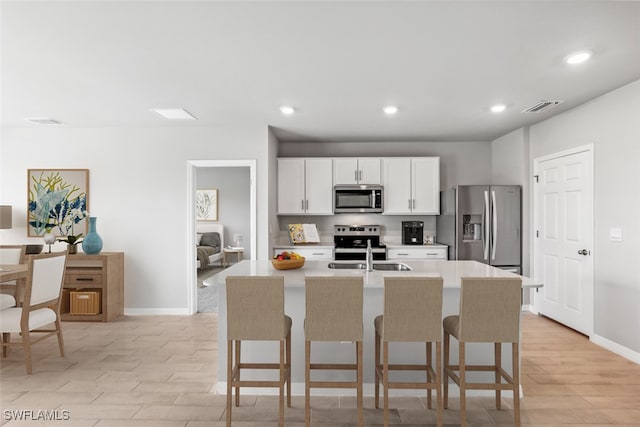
[402,221,424,245]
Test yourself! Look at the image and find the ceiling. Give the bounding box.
[2,1,640,142]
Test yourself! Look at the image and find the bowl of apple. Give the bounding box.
[271,251,305,270]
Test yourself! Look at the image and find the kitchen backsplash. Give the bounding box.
[276,215,437,245]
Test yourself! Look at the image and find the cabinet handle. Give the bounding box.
[412,199,416,209]
[301,200,304,210]
[408,199,412,209]
[355,170,358,181]
[305,200,309,210]
[358,170,362,181]
[426,253,437,256]
[397,253,409,256]
[76,277,94,282]
[312,252,324,256]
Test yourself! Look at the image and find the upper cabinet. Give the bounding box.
[277,158,333,215]
[382,157,440,215]
[333,158,381,184]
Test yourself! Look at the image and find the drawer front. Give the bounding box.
[65,268,104,286]
[274,247,333,260]
[388,248,447,260]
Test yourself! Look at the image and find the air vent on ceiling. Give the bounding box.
[24,117,63,125]
[521,100,563,113]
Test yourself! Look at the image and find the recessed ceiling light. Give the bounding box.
[383,105,398,115]
[490,104,506,113]
[24,117,63,125]
[279,106,295,115]
[565,50,592,65]
[150,108,197,120]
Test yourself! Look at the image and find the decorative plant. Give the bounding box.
[28,171,88,236]
[57,233,84,246]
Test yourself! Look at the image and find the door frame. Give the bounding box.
[532,143,594,335]
[187,159,257,315]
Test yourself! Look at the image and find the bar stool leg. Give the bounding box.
[443,331,450,409]
[305,340,311,427]
[357,340,363,427]
[226,340,233,427]
[495,342,502,409]
[374,330,380,409]
[513,343,521,427]
[459,341,467,427]
[235,340,241,407]
[279,340,285,427]
[426,341,432,409]
[286,331,292,407]
[436,341,443,427]
[383,341,389,426]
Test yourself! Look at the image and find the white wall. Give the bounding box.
[1,126,270,314]
[197,167,251,259]
[491,127,530,276]
[529,79,640,353]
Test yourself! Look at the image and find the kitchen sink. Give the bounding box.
[327,262,412,271]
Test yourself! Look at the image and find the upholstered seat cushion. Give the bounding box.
[443,315,460,338]
[0,307,56,333]
[0,293,16,310]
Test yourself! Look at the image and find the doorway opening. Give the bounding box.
[187,159,257,315]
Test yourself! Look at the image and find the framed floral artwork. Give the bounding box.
[196,188,218,221]
[27,169,89,237]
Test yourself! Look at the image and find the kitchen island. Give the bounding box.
[206,259,542,396]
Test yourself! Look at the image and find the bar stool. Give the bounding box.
[443,277,522,427]
[304,276,364,427]
[225,276,291,427]
[374,277,444,427]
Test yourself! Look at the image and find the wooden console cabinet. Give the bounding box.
[62,252,124,322]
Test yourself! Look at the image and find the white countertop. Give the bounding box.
[206,259,542,289]
[385,244,448,249]
[273,243,334,249]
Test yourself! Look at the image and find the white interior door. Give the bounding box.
[534,145,593,335]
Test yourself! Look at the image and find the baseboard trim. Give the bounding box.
[124,308,191,315]
[591,334,640,364]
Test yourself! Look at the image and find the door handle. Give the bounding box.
[483,191,490,260]
[491,190,497,260]
[578,249,590,256]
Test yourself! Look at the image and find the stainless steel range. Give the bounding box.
[334,225,387,261]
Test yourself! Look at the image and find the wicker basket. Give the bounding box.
[271,257,305,270]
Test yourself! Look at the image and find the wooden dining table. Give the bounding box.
[0,264,28,282]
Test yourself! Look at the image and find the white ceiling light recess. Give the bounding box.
[565,50,593,65]
[490,104,506,113]
[383,105,398,115]
[150,108,197,120]
[279,106,296,115]
[24,117,63,125]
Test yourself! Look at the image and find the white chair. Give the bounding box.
[0,245,26,302]
[0,252,67,374]
[0,294,16,310]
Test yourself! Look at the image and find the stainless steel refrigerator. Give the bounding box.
[436,185,521,273]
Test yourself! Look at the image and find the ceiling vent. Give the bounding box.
[24,117,63,125]
[521,100,563,113]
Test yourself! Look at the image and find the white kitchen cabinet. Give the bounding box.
[333,157,381,184]
[277,158,333,215]
[387,246,448,260]
[382,157,440,215]
[273,246,333,260]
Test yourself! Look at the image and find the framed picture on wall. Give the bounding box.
[27,168,90,237]
[196,188,218,221]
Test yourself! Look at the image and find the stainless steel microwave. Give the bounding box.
[333,185,383,213]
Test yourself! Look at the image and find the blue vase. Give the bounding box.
[82,217,103,254]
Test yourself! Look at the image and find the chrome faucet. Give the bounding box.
[365,239,373,271]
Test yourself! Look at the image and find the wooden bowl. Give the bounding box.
[271,257,305,270]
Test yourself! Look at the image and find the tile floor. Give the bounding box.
[1,313,639,426]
